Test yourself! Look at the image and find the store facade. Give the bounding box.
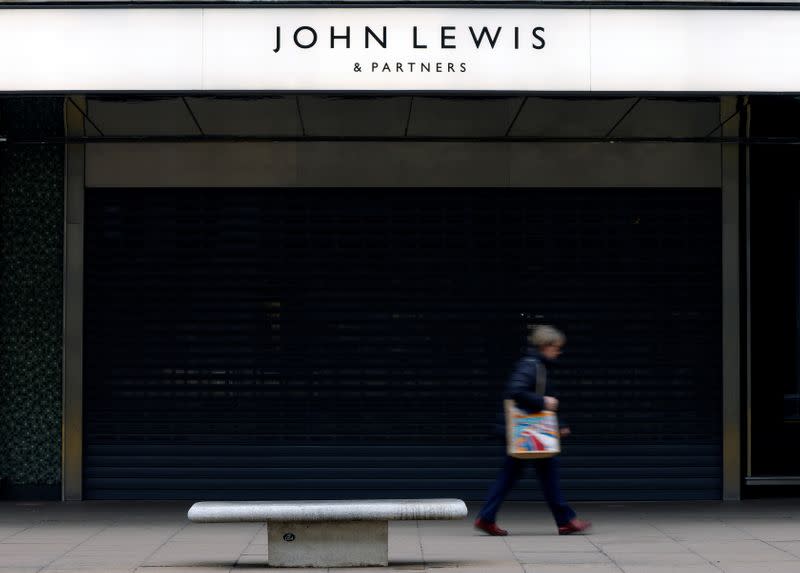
[1,1,798,502]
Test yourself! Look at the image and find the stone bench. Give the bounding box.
[187,498,467,568]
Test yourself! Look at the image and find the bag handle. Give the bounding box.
[535,360,546,397]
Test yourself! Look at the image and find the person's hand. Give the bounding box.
[560,427,572,438]
[544,396,559,411]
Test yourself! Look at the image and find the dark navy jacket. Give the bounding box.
[493,347,565,436]
[506,347,549,412]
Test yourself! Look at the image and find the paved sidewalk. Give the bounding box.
[1,500,799,573]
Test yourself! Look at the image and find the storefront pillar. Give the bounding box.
[722,95,743,501]
[63,97,85,501]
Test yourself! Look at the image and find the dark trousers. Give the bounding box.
[477,455,576,527]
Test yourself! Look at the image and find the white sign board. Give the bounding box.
[0,8,799,92]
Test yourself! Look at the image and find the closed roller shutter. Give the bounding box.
[83,187,722,500]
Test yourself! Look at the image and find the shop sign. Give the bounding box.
[0,8,799,92]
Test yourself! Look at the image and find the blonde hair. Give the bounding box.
[528,324,566,348]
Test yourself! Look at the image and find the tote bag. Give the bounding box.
[504,401,560,458]
[504,361,560,459]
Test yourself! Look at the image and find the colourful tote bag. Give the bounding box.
[504,401,560,459]
[504,361,560,459]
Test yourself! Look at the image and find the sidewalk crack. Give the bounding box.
[585,534,625,573]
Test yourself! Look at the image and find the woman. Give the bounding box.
[475,325,591,536]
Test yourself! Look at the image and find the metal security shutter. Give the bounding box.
[84,187,722,500]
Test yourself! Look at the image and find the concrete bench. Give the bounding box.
[187,498,467,567]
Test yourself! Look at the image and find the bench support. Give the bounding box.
[268,520,389,567]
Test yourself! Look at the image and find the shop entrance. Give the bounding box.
[79,96,724,500]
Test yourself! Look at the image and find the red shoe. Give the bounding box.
[558,518,592,535]
[474,517,508,536]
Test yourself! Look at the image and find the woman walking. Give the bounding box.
[475,325,591,536]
